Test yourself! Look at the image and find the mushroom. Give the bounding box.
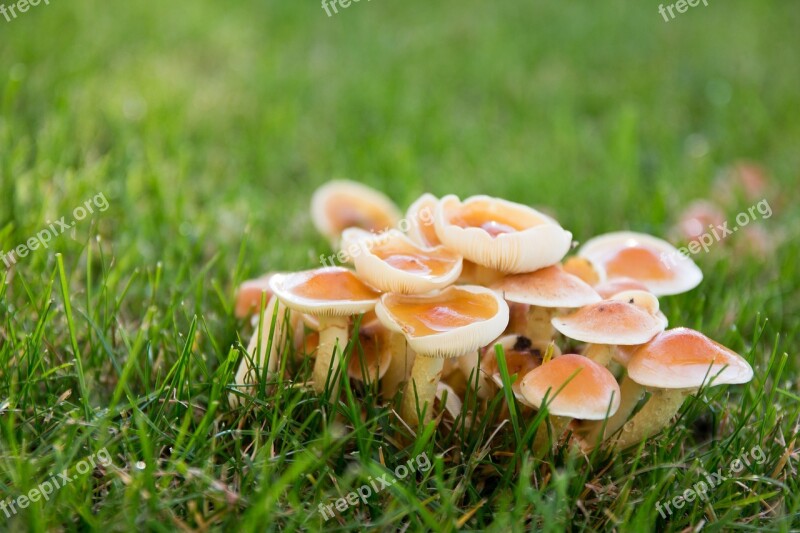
[405,193,441,247]
[346,228,463,294]
[562,256,603,286]
[492,265,601,352]
[604,327,754,450]
[479,334,543,404]
[347,319,393,386]
[552,290,667,367]
[311,180,401,247]
[375,285,509,425]
[234,273,276,319]
[434,195,572,274]
[435,382,464,422]
[269,267,381,397]
[593,277,650,299]
[578,231,703,296]
[520,354,620,456]
[230,294,299,406]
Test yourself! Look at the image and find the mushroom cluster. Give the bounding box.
[230,180,754,452]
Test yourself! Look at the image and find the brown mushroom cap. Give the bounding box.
[492,265,601,308]
[552,291,666,345]
[519,354,621,419]
[234,273,275,318]
[375,285,509,358]
[481,335,542,399]
[562,256,603,286]
[346,229,462,294]
[578,232,703,296]
[347,322,393,381]
[311,180,401,243]
[434,195,572,274]
[594,277,650,299]
[627,328,754,389]
[269,267,380,316]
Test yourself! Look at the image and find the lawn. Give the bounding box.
[0,0,799,531]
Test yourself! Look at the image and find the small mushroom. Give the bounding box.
[230,295,299,406]
[346,228,463,294]
[593,277,650,299]
[347,319,393,385]
[270,267,381,397]
[552,290,667,367]
[605,327,754,450]
[234,273,275,319]
[311,180,401,247]
[479,334,543,404]
[435,382,464,422]
[578,231,703,296]
[492,265,601,352]
[375,285,509,425]
[520,354,621,456]
[562,256,603,286]
[434,195,572,274]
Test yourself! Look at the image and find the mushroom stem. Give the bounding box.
[606,389,687,450]
[533,415,572,457]
[583,344,614,367]
[456,352,492,398]
[381,332,414,398]
[231,296,291,406]
[313,316,349,397]
[581,374,644,450]
[401,355,445,426]
[525,306,555,348]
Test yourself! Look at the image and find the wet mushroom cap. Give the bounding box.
[578,231,703,296]
[562,256,603,286]
[519,354,621,419]
[348,229,462,294]
[375,285,509,358]
[627,327,754,389]
[492,265,601,308]
[311,180,401,242]
[269,267,381,316]
[435,195,572,274]
[552,294,666,345]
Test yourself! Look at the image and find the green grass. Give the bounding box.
[1,0,799,530]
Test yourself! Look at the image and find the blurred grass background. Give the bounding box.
[0,0,798,530]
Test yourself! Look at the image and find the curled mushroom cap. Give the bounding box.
[492,265,601,309]
[375,285,509,358]
[311,180,401,245]
[552,290,666,346]
[269,267,381,316]
[562,256,603,286]
[346,228,463,294]
[405,193,441,247]
[434,195,572,274]
[234,273,275,318]
[578,231,702,296]
[627,328,754,389]
[520,354,621,419]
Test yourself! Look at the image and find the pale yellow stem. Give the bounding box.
[313,316,348,397]
[401,355,445,426]
[584,344,613,367]
[581,374,644,450]
[533,415,572,457]
[526,306,555,348]
[381,332,414,398]
[606,389,687,450]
